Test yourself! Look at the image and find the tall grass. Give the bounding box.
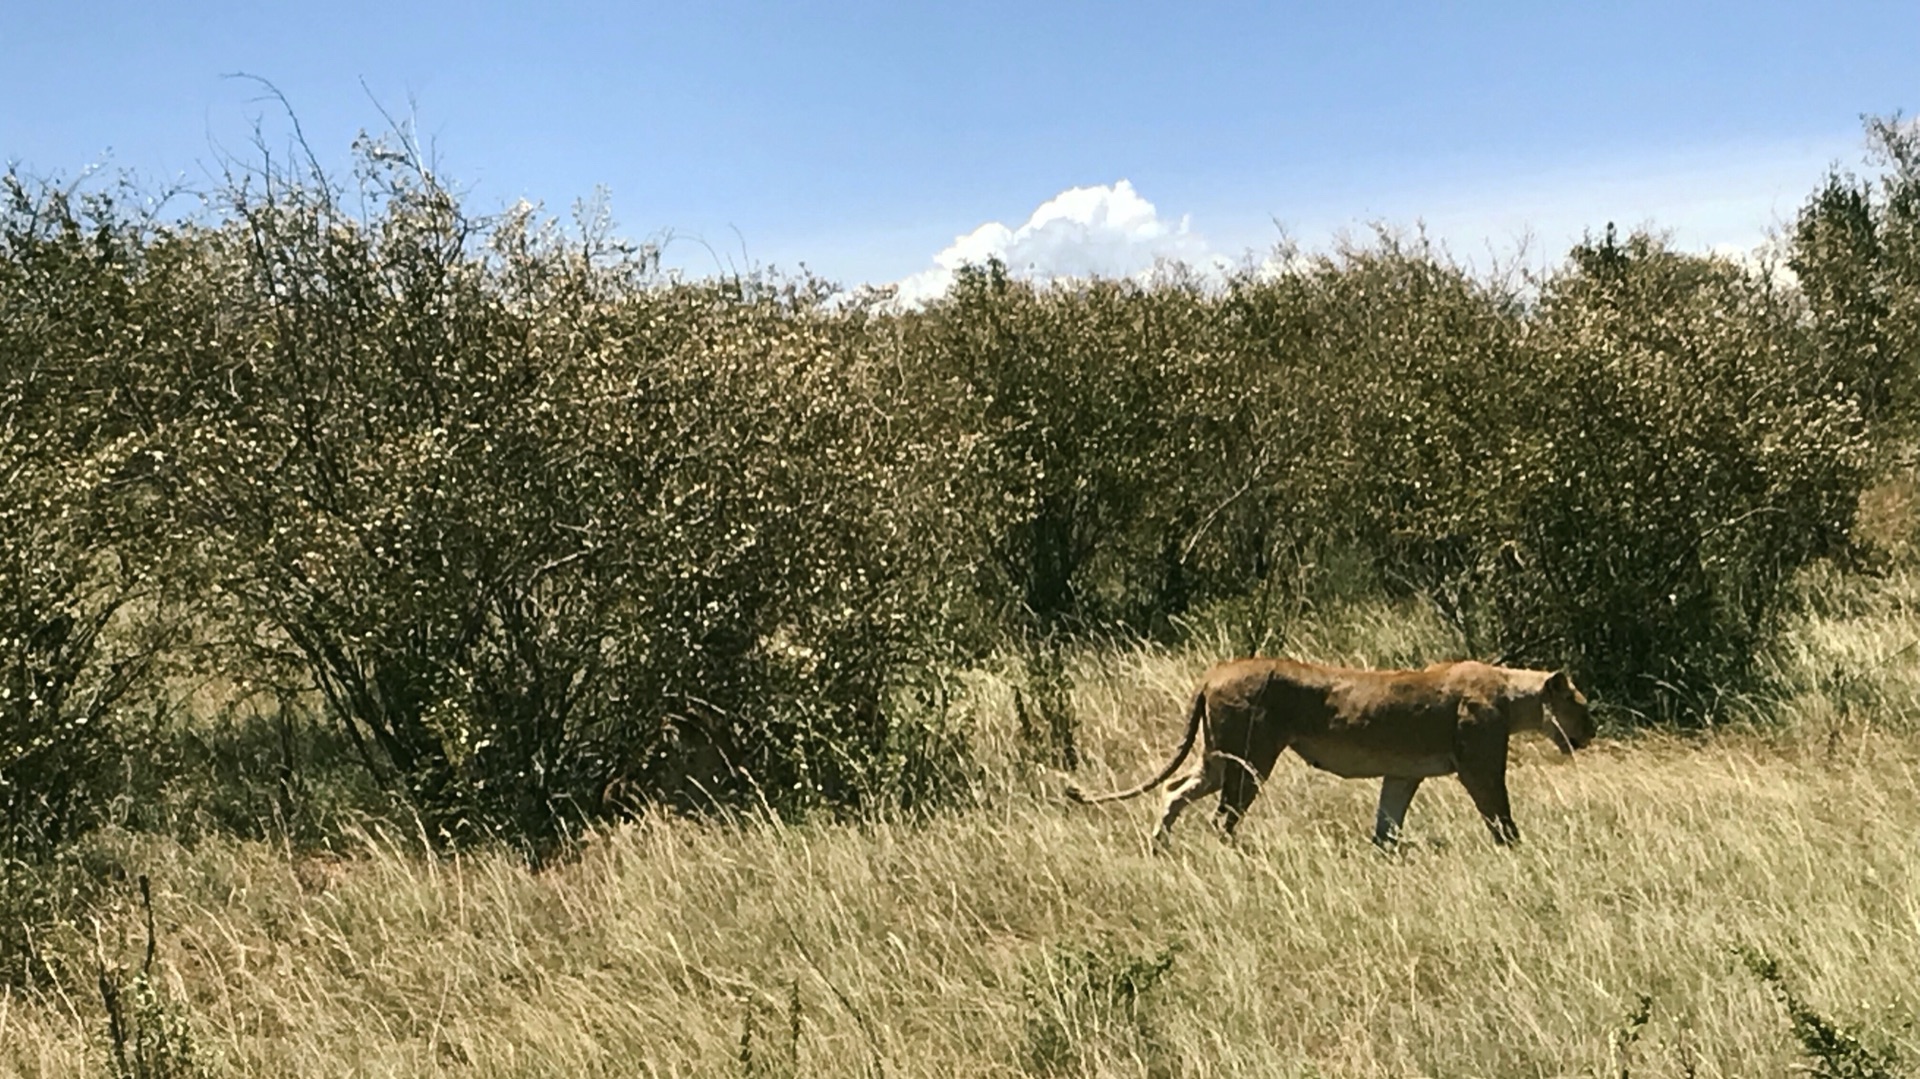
[6,577,1920,1077]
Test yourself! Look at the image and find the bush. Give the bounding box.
[1740,947,1904,1079]
[0,173,182,865]
[910,262,1239,638]
[1216,236,1529,648]
[1790,117,1920,553]
[1491,228,1868,719]
[155,141,979,847]
[1217,227,1876,721]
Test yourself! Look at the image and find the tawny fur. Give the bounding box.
[1067,658,1594,847]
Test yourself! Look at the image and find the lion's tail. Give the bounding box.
[1064,688,1207,805]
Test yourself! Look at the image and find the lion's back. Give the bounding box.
[1206,657,1469,777]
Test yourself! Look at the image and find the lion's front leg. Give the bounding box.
[1454,723,1519,846]
[1373,776,1423,848]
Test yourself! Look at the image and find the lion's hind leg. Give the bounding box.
[1211,751,1270,836]
[1152,760,1222,847]
[1209,707,1285,837]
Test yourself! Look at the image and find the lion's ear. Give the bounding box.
[1545,670,1570,692]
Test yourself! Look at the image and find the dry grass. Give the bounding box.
[7,588,1920,1077]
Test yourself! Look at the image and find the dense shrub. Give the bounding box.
[1791,119,1920,455]
[1214,229,1877,720]
[1425,229,1862,720]
[154,146,983,845]
[910,262,1239,636]
[1213,238,1530,646]
[0,174,183,864]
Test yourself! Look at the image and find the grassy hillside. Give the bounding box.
[7,577,1920,1078]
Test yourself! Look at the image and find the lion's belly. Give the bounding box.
[1287,737,1455,779]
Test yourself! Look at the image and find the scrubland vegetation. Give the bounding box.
[3,116,1920,1076]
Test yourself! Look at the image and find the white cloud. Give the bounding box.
[891,180,1218,304]
[875,136,1857,304]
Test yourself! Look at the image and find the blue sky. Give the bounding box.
[4,1,1915,292]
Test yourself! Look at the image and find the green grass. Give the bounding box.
[7,579,1920,1077]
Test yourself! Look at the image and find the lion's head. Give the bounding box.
[1539,669,1594,754]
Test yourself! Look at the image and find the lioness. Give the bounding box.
[1066,658,1593,847]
